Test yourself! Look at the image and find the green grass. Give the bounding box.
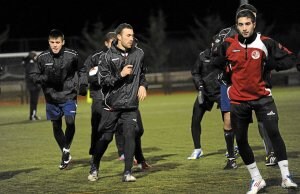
[0,87,299,194]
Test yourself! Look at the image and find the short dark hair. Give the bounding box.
[49,29,64,40]
[236,9,256,23]
[105,31,116,42]
[114,23,133,35]
[236,4,257,16]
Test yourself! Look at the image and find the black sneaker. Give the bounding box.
[224,158,238,170]
[59,149,72,170]
[265,152,278,166]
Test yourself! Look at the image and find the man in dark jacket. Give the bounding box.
[188,48,222,158]
[214,10,298,193]
[30,29,88,170]
[22,51,42,121]
[88,23,147,182]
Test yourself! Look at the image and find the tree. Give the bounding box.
[142,9,170,73]
[189,15,226,56]
[78,20,114,63]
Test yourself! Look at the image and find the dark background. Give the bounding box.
[1,0,299,39]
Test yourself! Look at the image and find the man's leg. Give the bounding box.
[255,97,297,189]
[89,100,102,155]
[220,84,237,169]
[257,121,277,166]
[52,118,65,151]
[88,109,118,181]
[120,110,137,182]
[231,103,266,193]
[188,97,206,159]
[134,109,151,169]
[115,124,125,159]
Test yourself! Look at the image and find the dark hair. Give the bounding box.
[114,23,133,35]
[236,9,256,23]
[236,4,257,16]
[49,29,64,40]
[105,31,116,42]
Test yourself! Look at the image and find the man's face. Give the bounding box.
[117,28,134,50]
[48,37,64,54]
[236,17,256,38]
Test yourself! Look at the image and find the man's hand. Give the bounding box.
[120,64,133,77]
[79,84,87,96]
[138,86,147,101]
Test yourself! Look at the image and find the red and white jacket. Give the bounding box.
[216,32,298,103]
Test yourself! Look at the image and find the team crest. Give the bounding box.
[251,50,260,59]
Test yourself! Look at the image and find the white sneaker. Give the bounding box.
[246,179,266,194]
[122,172,136,182]
[88,170,98,182]
[281,175,298,189]
[187,149,203,160]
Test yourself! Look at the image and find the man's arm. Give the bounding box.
[138,55,147,101]
[191,52,204,91]
[29,57,48,85]
[98,53,131,88]
[264,39,300,71]
[76,55,88,96]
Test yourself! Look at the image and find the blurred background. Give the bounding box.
[1,0,300,103]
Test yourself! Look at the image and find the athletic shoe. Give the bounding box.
[281,175,298,189]
[29,115,41,121]
[265,152,278,166]
[225,146,239,158]
[59,149,72,170]
[88,170,98,182]
[187,149,203,160]
[223,158,238,170]
[137,161,152,170]
[122,171,136,182]
[246,179,266,194]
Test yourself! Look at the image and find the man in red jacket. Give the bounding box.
[214,10,298,194]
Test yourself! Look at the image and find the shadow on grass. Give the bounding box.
[0,168,40,181]
[0,119,47,127]
[69,151,179,180]
[70,147,167,169]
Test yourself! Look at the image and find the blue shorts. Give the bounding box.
[46,100,77,120]
[220,84,230,112]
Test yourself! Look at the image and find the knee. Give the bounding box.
[100,133,114,142]
[65,115,75,125]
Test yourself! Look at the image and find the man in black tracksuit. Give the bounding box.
[85,33,115,158]
[188,48,222,158]
[23,51,42,121]
[88,23,148,182]
[85,32,150,175]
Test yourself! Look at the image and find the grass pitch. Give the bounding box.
[0,87,299,194]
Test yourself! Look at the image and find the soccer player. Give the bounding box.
[22,51,42,121]
[212,3,277,167]
[85,32,117,159]
[88,23,148,182]
[30,29,88,169]
[214,10,298,193]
